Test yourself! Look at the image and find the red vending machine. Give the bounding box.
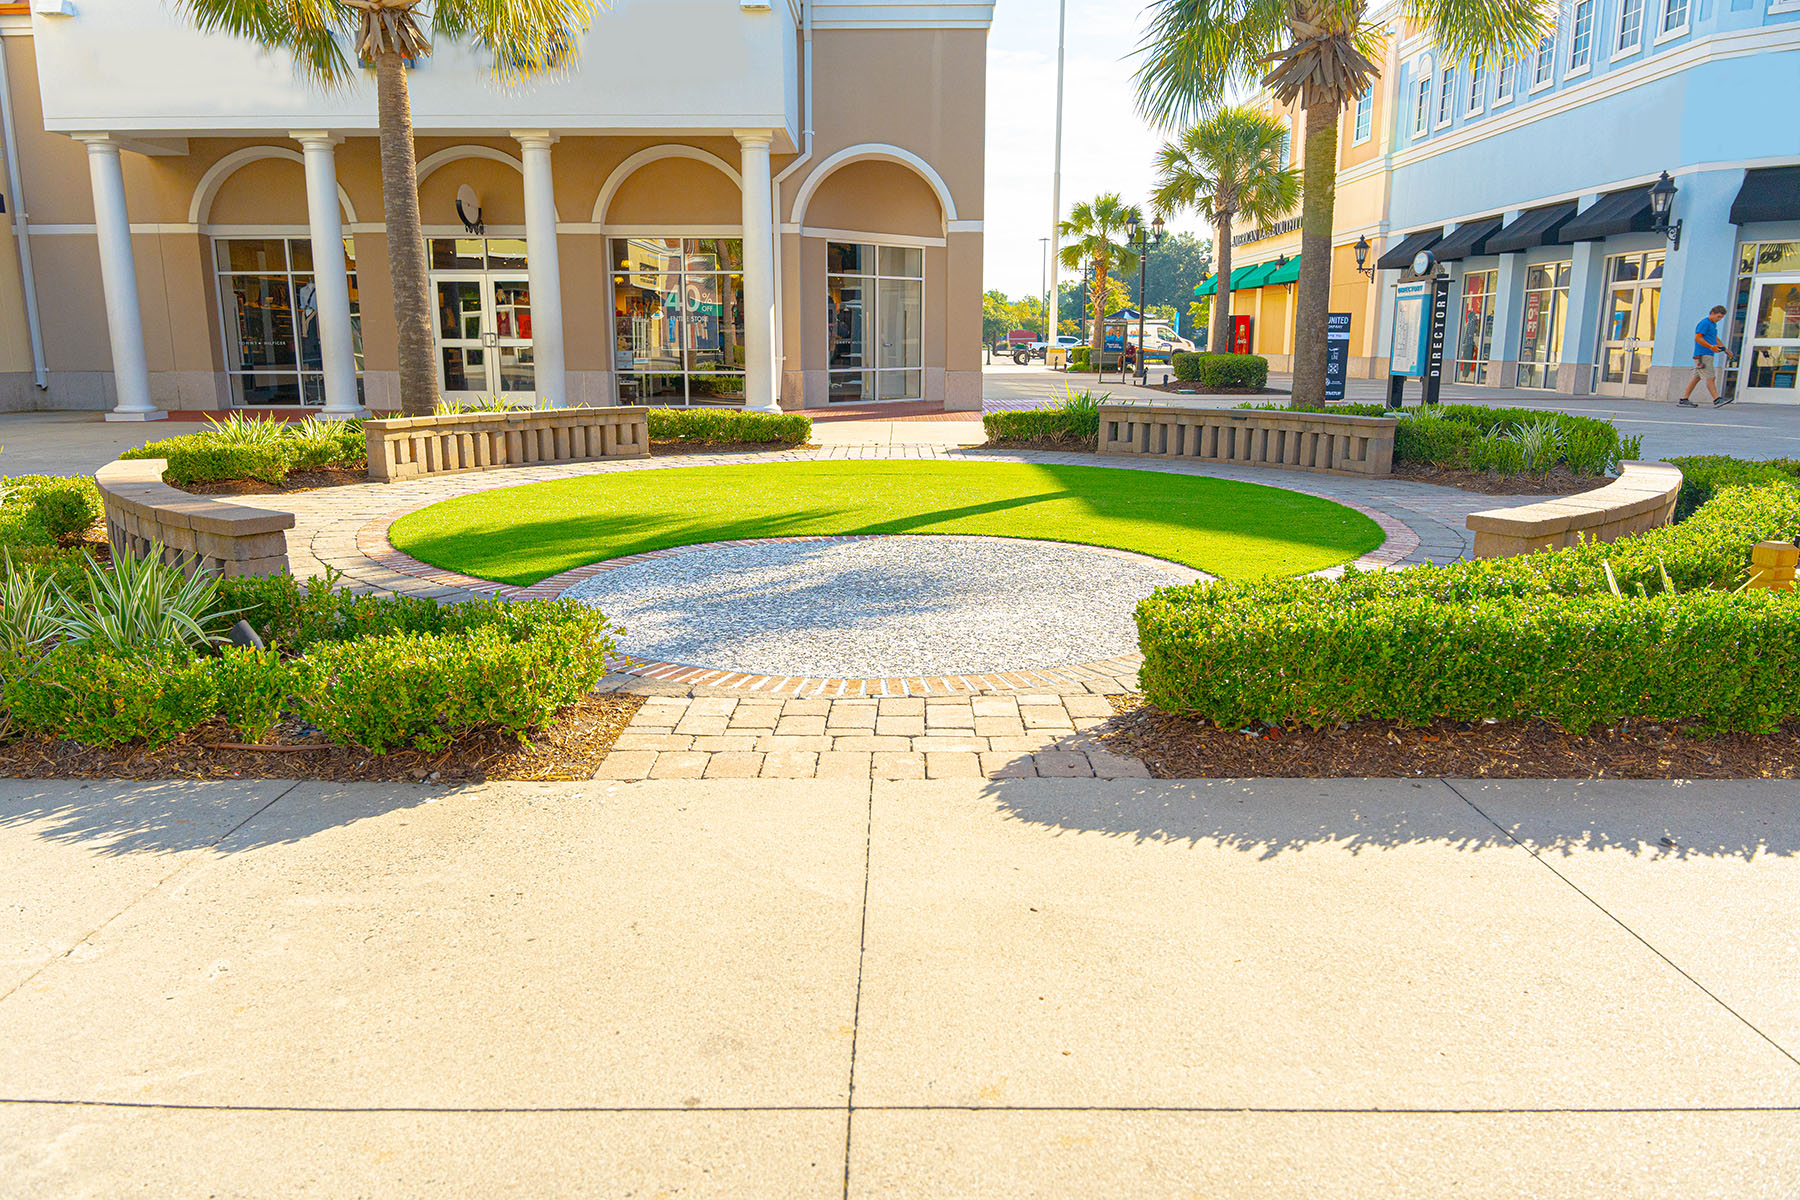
[1230,315,1254,355]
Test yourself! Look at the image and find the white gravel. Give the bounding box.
[560,535,1208,678]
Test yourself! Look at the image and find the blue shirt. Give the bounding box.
[1695,317,1722,359]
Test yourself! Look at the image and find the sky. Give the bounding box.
[981,0,1216,301]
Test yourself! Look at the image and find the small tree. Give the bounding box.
[1057,194,1141,362]
[1149,106,1298,355]
[178,0,599,415]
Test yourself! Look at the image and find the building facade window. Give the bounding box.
[214,236,361,407]
[1353,90,1373,142]
[1454,268,1499,383]
[1466,55,1485,113]
[611,237,746,406]
[1413,73,1432,134]
[1532,35,1556,88]
[1278,118,1293,165]
[1616,0,1645,53]
[828,242,924,402]
[1516,261,1572,388]
[1436,67,1456,125]
[1495,57,1515,104]
[1569,0,1595,71]
[1659,0,1690,35]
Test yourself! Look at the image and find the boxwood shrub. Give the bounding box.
[5,647,219,747]
[1172,352,1269,389]
[982,391,1104,446]
[1136,481,1800,733]
[120,421,365,485]
[645,407,811,445]
[1666,455,1800,521]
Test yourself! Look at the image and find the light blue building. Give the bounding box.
[1374,0,1800,403]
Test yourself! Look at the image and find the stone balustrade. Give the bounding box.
[95,459,293,578]
[1097,403,1396,477]
[365,406,651,482]
[1465,461,1683,558]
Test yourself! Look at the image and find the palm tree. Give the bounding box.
[176,0,597,415]
[1149,106,1299,355]
[1134,0,1553,406]
[1057,194,1141,362]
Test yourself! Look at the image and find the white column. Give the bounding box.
[736,129,780,412]
[78,135,162,422]
[293,132,363,418]
[514,131,566,408]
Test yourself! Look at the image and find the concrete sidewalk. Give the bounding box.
[3,776,1795,1196]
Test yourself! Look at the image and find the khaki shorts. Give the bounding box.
[1691,357,1716,382]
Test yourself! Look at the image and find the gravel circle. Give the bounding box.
[560,535,1210,678]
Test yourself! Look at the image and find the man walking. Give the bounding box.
[1680,304,1733,407]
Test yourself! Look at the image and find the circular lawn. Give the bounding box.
[386,460,1385,587]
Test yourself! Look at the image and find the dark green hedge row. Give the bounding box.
[1136,482,1800,732]
[1246,402,1635,477]
[644,407,811,445]
[1666,455,1800,521]
[120,422,365,485]
[4,576,617,753]
[1172,352,1269,389]
[982,391,1103,445]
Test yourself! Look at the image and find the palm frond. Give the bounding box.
[1407,0,1557,67]
[1133,0,1289,128]
[433,0,602,81]
[1150,105,1298,226]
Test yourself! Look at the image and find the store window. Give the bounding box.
[611,237,746,406]
[827,242,924,402]
[1725,241,1800,398]
[1516,261,1571,389]
[1569,0,1595,70]
[1454,269,1498,383]
[214,237,361,407]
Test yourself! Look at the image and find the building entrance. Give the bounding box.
[1739,274,1800,404]
[1595,250,1662,397]
[428,238,535,405]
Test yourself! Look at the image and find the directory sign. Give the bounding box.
[1325,312,1351,401]
[1390,281,1430,378]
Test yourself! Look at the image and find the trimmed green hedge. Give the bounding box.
[645,407,811,445]
[1666,455,1800,521]
[120,420,365,485]
[1243,402,1638,477]
[1136,482,1800,733]
[982,391,1104,445]
[1172,352,1269,389]
[0,475,104,583]
[2,574,618,751]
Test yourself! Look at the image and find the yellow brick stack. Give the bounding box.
[1747,541,1799,590]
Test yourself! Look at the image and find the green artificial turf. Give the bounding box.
[388,461,1385,586]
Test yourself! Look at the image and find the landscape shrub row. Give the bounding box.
[1665,455,1800,521]
[120,414,365,485]
[644,407,812,445]
[0,474,105,582]
[1,564,616,753]
[1171,352,1269,389]
[1248,402,1638,478]
[982,390,1103,445]
[1136,480,1800,733]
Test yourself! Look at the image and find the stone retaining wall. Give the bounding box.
[1098,403,1396,477]
[95,459,293,578]
[1465,461,1683,558]
[366,407,651,482]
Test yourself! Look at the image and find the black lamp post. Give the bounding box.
[1353,234,1377,280]
[1125,210,1166,383]
[1648,171,1682,251]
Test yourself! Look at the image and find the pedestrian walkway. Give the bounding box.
[4,775,1795,1197]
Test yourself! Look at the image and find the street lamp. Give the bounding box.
[1648,170,1682,251]
[1126,212,1165,383]
[1353,234,1376,280]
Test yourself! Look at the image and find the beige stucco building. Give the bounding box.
[0,0,988,419]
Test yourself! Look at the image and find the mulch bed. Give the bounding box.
[1099,699,1800,779]
[1393,462,1613,496]
[648,441,815,456]
[1148,383,1290,397]
[178,466,370,496]
[982,437,1096,452]
[0,693,642,784]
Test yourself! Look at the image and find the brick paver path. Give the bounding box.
[253,443,1532,780]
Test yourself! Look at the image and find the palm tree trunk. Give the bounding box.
[1290,97,1338,409]
[374,52,436,416]
[1210,213,1233,354]
[1089,263,1108,361]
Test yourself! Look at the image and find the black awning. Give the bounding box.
[1433,216,1503,262]
[1559,187,1655,242]
[1375,227,1443,271]
[1730,165,1800,224]
[1487,202,1578,254]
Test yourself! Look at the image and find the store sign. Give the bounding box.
[1325,312,1351,402]
[1391,281,1430,378]
[1523,292,1542,342]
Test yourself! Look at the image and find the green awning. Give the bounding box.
[1231,261,1280,290]
[1194,274,1218,297]
[1264,254,1301,284]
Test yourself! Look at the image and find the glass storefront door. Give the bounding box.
[1515,262,1571,389]
[429,238,534,405]
[1453,268,1497,383]
[827,242,924,402]
[1595,250,1663,397]
[432,274,535,403]
[1739,274,1800,404]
